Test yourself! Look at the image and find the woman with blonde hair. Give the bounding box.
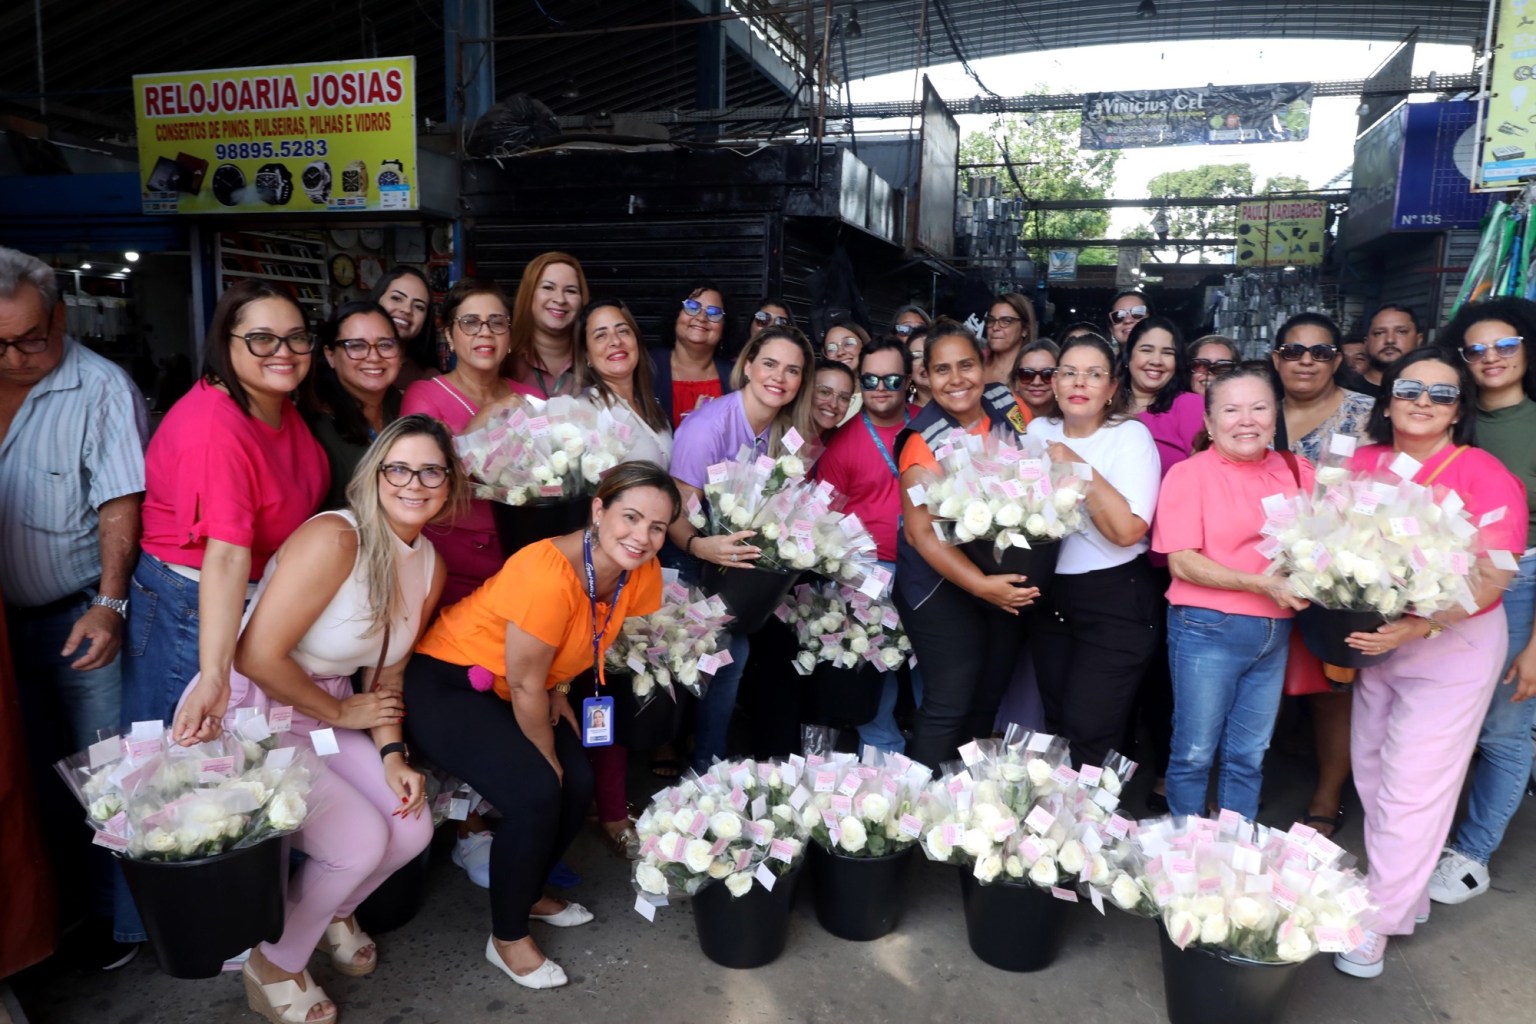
[503,251,591,399]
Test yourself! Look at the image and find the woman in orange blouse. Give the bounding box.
[404,462,677,991]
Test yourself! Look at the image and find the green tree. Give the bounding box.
[1261,174,1312,193]
[959,112,1122,266]
[1142,163,1256,262]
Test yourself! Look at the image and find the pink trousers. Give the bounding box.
[261,682,434,972]
[1352,610,1508,935]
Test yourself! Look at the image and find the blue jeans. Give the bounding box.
[7,590,123,920]
[114,551,206,942]
[694,630,750,773]
[1452,551,1536,864]
[857,559,924,754]
[1165,606,1291,820]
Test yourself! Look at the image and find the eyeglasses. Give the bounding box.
[893,323,917,337]
[1390,379,1461,405]
[1275,343,1338,362]
[0,334,49,357]
[825,336,860,355]
[1013,367,1056,384]
[984,315,1022,329]
[813,384,854,406]
[453,314,510,335]
[233,330,316,356]
[753,311,790,327]
[682,298,725,323]
[1110,305,1148,324]
[1190,358,1238,375]
[1055,367,1111,384]
[1460,336,1523,363]
[379,463,449,488]
[860,372,906,391]
[337,338,402,360]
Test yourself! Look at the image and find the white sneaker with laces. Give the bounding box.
[1334,929,1387,978]
[453,831,494,889]
[1427,848,1489,905]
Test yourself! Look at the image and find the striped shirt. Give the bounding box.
[0,338,148,607]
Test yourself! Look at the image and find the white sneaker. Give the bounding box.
[1427,848,1489,905]
[452,831,494,889]
[1334,929,1387,978]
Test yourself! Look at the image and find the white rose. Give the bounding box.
[800,805,822,830]
[143,828,178,855]
[268,790,306,832]
[961,828,993,860]
[924,828,954,862]
[838,817,868,853]
[999,761,1027,783]
[689,513,707,530]
[1100,768,1122,796]
[1228,895,1271,931]
[1165,909,1201,949]
[753,819,777,845]
[994,504,1024,529]
[961,501,994,538]
[1275,926,1315,963]
[1004,855,1025,879]
[718,493,738,514]
[729,506,752,528]
[778,455,806,478]
[1052,488,1081,513]
[1026,759,1053,786]
[859,793,890,823]
[1024,513,1049,537]
[795,651,817,674]
[849,634,870,655]
[683,838,715,873]
[771,803,793,825]
[708,812,742,841]
[89,795,123,822]
[1056,839,1085,876]
[651,810,675,834]
[724,872,754,898]
[696,794,718,815]
[1028,857,1058,887]
[550,451,570,476]
[1200,912,1230,946]
[1111,873,1144,911]
[974,852,1003,883]
[636,862,669,895]
[1191,894,1226,919]
[937,496,964,519]
[760,522,781,541]
[531,465,555,484]
[707,858,732,879]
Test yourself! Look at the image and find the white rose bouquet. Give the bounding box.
[777,581,913,677]
[802,748,933,858]
[54,715,320,862]
[1103,812,1375,964]
[605,580,734,708]
[456,394,630,505]
[911,428,1092,557]
[631,758,809,908]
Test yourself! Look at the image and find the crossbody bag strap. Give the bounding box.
[1422,445,1469,486]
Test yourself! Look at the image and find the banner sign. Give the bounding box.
[1235,201,1326,267]
[1046,250,1078,281]
[1080,83,1312,150]
[133,57,417,215]
[1478,0,1536,188]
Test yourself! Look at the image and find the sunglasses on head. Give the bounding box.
[753,310,791,327]
[682,298,725,323]
[1391,378,1461,405]
[1460,336,1522,363]
[1190,358,1237,375]
[859,372,906,391]
[1275,343,1338,362]
[893,323,917,337]
[1110,305,1148,324]
[1013,367,1056,384]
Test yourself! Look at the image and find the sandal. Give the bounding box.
[318,916,377,977]
[242,963,337,1024]
[1301,809,1346,839]
[650,757,682,779]
[602,824,641,860]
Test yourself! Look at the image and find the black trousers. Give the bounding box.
[1130,565,1175,777]
[1032,556,1161,768]
[896,579,1024,772]
[404,654,594,942]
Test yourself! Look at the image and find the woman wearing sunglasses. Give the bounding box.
[983,293,1035,386]
[1424,299,1536,910]
[1267,313,1377,838]
[302,301,406,510]
[652,280,733,430]
[1187,334,1240,396]
[1107,291,1152,351]
[1010,338,1059,418]
[401,279,521,605]
[1333,347,1525,979]
[503,252,590,400]
[749,297,794,339]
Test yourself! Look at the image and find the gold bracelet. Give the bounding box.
[1423,620,1444,639]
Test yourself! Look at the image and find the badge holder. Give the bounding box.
[582,696,614,748]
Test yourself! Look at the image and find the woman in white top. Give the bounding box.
[218,415,461,1024]
[573,298,674,467]
[1025,333,1163,767]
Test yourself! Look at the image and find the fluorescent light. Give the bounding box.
[124,251,140,262]
[80,262,92,270]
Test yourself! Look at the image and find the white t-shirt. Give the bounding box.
[1024,416,1161,574]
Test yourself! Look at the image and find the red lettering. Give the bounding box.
[144,86,160,116]
[255,78,271,109]
[189,82,206,113]
[281,76,298,109]
[386,68,402,103]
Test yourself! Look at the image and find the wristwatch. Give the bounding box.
[1423,620,1444,639]
[91,594,129,617]
[554,682,572,694]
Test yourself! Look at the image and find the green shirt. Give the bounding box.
[1477,396,1536,550]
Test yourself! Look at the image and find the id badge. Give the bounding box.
[582,696,614,748]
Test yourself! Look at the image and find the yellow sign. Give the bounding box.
[1234,201,1326,267]
[133,57,417,215]
[1478,0,1536,188]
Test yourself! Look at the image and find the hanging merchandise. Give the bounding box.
[1211,268,1339,359]
[1447,187,1536,318]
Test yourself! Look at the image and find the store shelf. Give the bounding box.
[219,268,324,284]
[219,246,326,266]
[216,229,330,314]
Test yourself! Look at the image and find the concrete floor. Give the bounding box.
[12,741,1536,1024]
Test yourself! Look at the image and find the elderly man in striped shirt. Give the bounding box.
[0,246,148,970]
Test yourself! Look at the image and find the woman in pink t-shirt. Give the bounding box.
[1333,348,1525,981]
[402,279,522,606]
[1153,367,1313,822]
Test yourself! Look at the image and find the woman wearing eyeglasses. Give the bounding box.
[984,293,1035,386]
[811,359,857,437]
[1424,299,1536,911]
[1187,335,1240,396]
[1333,347,1525,979]
[503,252,590,400]
[1010,338,1059,418]
[401,279,520,606]
[1026,333,1163,768]
[302,301,406,511]
[749,297,794,339]
[1267,313,1377,837]
[1107,291,1152,352]
[653,281,733,430]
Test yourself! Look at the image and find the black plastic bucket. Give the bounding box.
[1294,605,1391,669]
[1159,928,1302,1024]
[809,842,914,940]
[355,842,432,934]
[699,564,801,634]
[492,497,589,558]
[806,661,885,727]
[957,869,1066,972]
[962,539,1061,602]
[691,862,801,968]
[609,673,691,750]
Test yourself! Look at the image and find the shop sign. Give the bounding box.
[1046,250,1078,281]
[133,57,417,215]
[1080,83,1312,150]
[1477,0,1536,188]
[1235,201,1326,267]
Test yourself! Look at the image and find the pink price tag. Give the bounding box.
[837,773,863,798]
[708,837,730,856]
[1272,881,1299,911]
[686,811,708,837]
[898,814,924,839]
[1019,836,1046,862]
[830,794,853,816]
[747,820,770,845]
[1050,886,1079,903]
[1197,875,1222,895]
[1024,806,1056,835]
[782,427,805,454]
[92,831,130,851]
[639,835,659,857]
[1049,764,1079,786]
[814,769,837,793]
[769,839,795,863]
[729,787,747,811]
[268,706,293,733]
[1078,765,1103,787]
[1105,813,1130,839]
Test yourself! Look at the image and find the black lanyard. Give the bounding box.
[583,529,628,688]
